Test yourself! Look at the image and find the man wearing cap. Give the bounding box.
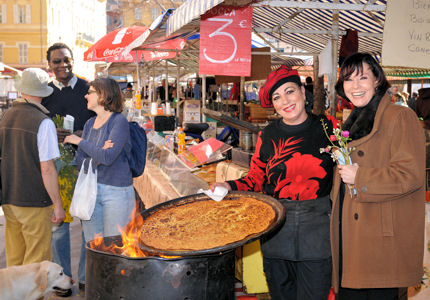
[0,68,65,266]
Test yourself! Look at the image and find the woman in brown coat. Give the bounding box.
[331,53,426,300]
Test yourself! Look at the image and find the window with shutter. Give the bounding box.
[151,7,158,21]
[26,4,31,24]
[17,5,26,24]
[0,4,7,24]
[13,4,17,23]
[135,7,141,20]
[18,43,28,64]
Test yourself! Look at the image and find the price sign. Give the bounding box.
[199,5,252,76]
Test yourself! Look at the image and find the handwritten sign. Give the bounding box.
[199,5,252,76]
[382,0,430,68]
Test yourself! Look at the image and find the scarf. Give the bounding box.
[342,94,383,140]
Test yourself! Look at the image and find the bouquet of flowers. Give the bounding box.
[53,114,77,222]
[320,119,356,197]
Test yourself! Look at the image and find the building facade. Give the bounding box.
[107,0,185,32]
[0,0,106,79]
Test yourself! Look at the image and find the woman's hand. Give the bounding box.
[63,134,82,146]
[103,139,114,149]
[210,182,232,192]
[56,128,72,143]
[338,163,359,185]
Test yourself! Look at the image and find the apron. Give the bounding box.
[261,196,331,261]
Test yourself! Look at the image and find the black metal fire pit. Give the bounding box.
[86,236,235,300]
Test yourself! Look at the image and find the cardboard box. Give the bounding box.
[183,100,201,123]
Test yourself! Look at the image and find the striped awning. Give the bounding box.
[165,0,386,57]
[166,0,225,37]
[252,0,386,57]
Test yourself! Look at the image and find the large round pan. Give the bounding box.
[138,191,286,257]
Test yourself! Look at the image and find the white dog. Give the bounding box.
[0,260,74,300]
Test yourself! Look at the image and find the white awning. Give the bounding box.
[166,0,225,36]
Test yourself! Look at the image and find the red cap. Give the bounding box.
[259,65,301,108]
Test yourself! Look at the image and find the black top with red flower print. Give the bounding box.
[228,114,334,201]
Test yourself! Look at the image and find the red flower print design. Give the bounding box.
[275,152,326,200]
[267,137,301,183]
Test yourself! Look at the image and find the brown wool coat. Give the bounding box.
[330,94,426,292]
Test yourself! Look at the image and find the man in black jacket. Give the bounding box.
[42,43,94,297]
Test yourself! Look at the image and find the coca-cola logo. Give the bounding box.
[149,51,169,59]
[103,47,124,57]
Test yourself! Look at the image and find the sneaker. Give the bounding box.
[79,282,85,291]
[54,288,73,297]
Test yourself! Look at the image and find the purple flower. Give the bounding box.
[342,131,349,138]
[330,135,337,141]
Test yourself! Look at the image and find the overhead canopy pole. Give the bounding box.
[152,62,156,102]
[202,74,207,122]
[135,51,141,90]
[165,59,169,102]
[143,64,147,101]
[329,0,340,117]
[176,52,180,119]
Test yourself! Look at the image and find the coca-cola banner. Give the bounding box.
[84,26,149,62]
[142,38,186,62]
[199,5,252,76]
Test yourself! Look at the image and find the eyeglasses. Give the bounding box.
[51,57,73,65]
[87,90,97,95]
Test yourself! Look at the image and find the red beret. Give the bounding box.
[259,65,301,108]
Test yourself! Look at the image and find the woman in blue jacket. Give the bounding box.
[64,77,134,241]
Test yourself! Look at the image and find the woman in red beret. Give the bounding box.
[212,65,335,300]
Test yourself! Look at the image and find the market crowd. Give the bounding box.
[0,42,428,300]
[0,42,136,298]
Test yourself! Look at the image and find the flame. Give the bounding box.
[88,208,179,259]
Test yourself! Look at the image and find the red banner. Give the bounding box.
[142,38,186,62]
[199,5,252,76]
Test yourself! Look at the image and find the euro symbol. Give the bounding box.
[239,20,247,28]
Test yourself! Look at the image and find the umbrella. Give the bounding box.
[141,37,186,62]
[84,26,149,63]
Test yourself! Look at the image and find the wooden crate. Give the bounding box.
[244,103,271,122]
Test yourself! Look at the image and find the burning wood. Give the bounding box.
[89,208,179,258]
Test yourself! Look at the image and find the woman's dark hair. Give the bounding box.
[338,53,390,140]
[335,52,390,100]
[90,77,124,113]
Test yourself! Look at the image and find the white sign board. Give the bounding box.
[382,0,430,68]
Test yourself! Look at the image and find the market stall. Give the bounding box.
[84,0,430,297]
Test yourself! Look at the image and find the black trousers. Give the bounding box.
[263,257,332,300]
[338,287,400,300]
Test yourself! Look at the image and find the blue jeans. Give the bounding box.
[82,184,135,242]
[78,229,86,284]
[51,222,72,277]
[51,221,87,283]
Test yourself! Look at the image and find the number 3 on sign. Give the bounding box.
[203,18,237,64]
